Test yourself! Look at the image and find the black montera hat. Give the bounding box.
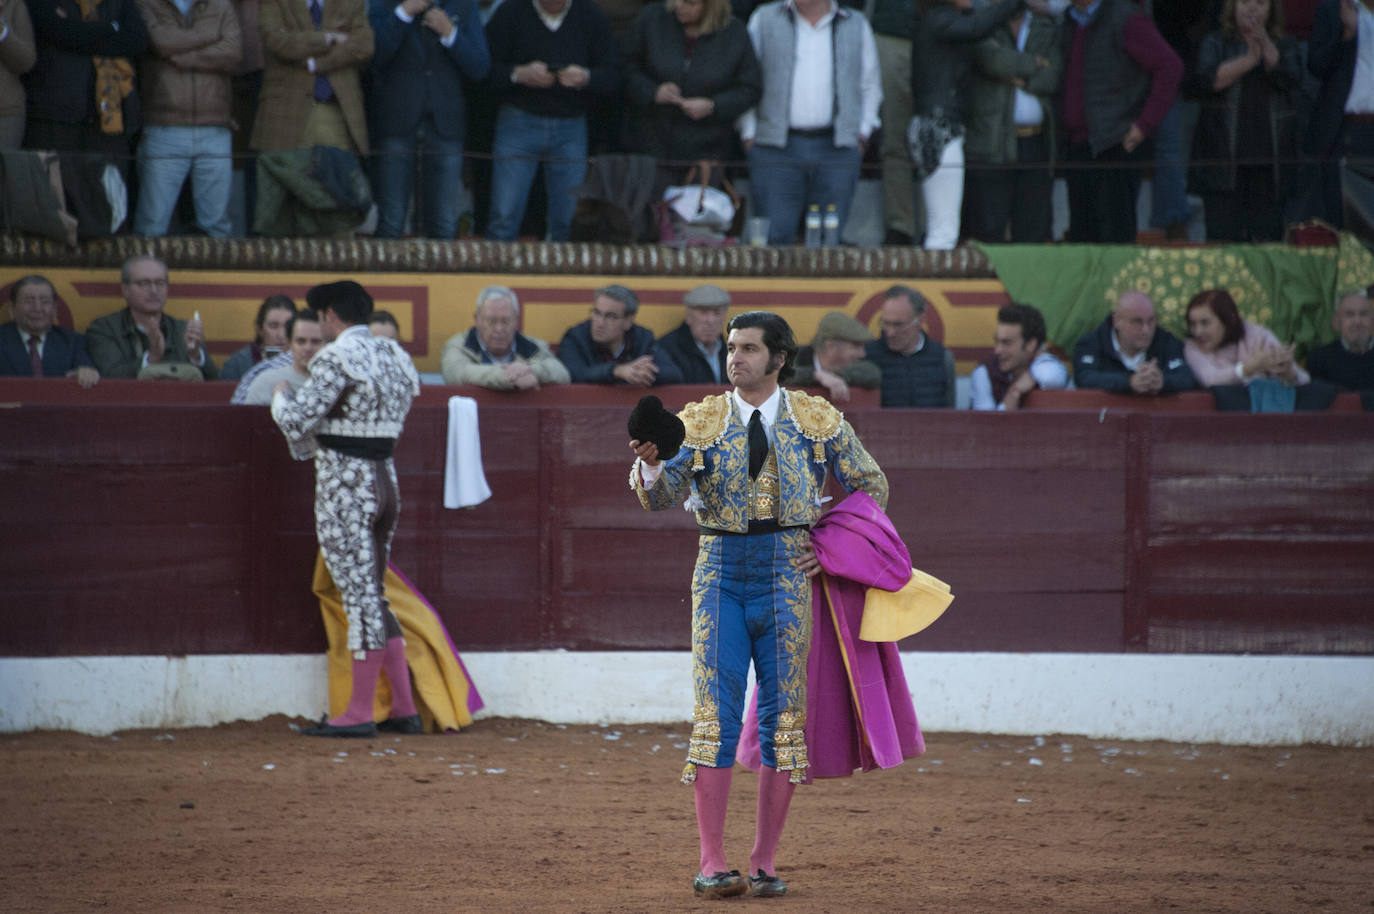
[627,395,686,460]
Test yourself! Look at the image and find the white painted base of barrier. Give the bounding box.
[1,652,1371,746]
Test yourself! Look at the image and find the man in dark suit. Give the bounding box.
[368,0,489,239]
[0,275,99,387]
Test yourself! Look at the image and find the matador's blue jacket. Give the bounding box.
[631,389,888,524]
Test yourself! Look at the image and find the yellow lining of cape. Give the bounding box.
[859,568,955,643]
[312,553,476,732]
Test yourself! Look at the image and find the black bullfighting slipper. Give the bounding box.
[302,718,378,738]
[692,870,748,899]
[377,714,423,734]
[749,869,787,898]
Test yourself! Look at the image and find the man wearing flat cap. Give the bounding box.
[656,284,732,385]
[789,312,881,402]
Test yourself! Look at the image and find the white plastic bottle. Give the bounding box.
[822,204,840,247]
[804,205,822,248]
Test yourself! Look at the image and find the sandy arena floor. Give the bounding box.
[1,716,1371,913]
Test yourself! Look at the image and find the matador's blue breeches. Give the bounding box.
[686,527,812,777]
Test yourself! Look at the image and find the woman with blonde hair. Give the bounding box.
[623,0,761,183]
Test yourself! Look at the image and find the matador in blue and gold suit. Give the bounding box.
[631,388,888,784]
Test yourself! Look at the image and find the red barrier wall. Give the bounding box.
[2,383,1371,657]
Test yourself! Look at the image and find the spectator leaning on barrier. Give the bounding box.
[558,284,683,386]
[789,311,880,402]
[738,0,881,246]
[240,308,324,403]
[0,0,36,148]
[1073,290,1197,395]
[1184,287,1309,387]
[622,0,761,187]
[0,274,99,386]
[86,254,219,380]
[483,0,621,242]
[655,283,731,385]
[1059,0,1181,244]
[969,301,1067,410]
[368,0,490,240]
[440,285,570,389]
[864,284,955,407]
[133,0,242,239]
[221,294,297,380]
[1306,287,1374,391]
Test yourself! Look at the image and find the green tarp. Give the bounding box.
[976,235,1374,359]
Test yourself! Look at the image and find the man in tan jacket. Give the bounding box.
[250,0,372,155]
[134,0,242,236]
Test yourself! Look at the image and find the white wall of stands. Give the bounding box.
[1,652,1370,745]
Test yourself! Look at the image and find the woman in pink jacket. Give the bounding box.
[1183,288,1309,387]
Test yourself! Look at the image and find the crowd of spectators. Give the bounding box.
[1,0,1365,246]
[4,259,1372,411]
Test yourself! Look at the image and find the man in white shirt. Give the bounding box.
[738,0,881,245]
[969,302,1068,410]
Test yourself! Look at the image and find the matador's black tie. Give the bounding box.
[748,410,768,479]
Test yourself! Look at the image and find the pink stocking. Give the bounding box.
[329,650,383,727]
[694,765,733,875]
[750,765,795,877]
[381,636,417,718]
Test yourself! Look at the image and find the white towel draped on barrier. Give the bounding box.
[444,396,493,509]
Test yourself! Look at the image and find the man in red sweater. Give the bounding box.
[1059,0,1182,243]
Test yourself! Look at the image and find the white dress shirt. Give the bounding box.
[737,1,882,144]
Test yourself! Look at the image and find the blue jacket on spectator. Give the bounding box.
[557,321,683,385]
[1072,314,1197,394]
[368,0,490,141]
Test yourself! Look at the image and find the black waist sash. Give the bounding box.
[317,434,396,460]
[698,520,805,537]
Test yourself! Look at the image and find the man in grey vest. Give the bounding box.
[738,0,882,246]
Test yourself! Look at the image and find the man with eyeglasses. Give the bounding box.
[440,284,570,388]
[863,284,954,407]
[557,284,682,386]
[86,255,219,379]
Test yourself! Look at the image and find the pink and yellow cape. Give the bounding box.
[738,491,953,780]
[313,554,484,732]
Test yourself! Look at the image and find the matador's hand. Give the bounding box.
[629,438,660,466]
[793,537,822,578]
